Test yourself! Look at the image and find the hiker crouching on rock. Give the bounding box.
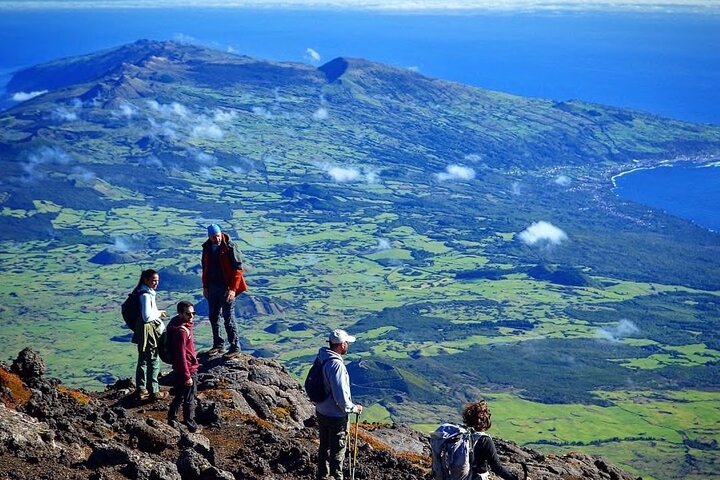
[133,269,168,402]
[314,329,363,480]
[201,223,247,359]
[464,400,526,480]
[167,300,201,433]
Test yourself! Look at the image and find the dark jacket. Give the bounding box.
[201,232,248,294]
[167,315,199,384]
[473,434,521,480]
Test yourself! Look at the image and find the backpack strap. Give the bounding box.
[469,430,490,477]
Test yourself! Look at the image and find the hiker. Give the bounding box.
[201,223,247,359]
[166,300,201,433]
[463,400,525,480]
[314,329,363,480]
[133,269,168,401]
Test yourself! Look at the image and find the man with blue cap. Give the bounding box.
[201,223,247,358]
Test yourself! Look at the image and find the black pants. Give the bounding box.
[168,372,198,428]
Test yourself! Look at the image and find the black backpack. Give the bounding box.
[304,357,331,403]
[121,289,143,330]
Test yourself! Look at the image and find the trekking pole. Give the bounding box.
[351,412,360,480]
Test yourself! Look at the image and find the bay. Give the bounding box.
[614,163,720,232]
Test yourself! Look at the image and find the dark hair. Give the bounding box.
[462,400,492,431]
[176,300,193,314]
[135,269,159,290]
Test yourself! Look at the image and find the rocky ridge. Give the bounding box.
[0,348,640,480]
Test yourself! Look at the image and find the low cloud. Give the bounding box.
[111,236,137,252]
[212,109,237,123]
[312,107,329,121]
[555,174,571,187]
[464,153,483,163]
[376,238,392,251]
[327,165,362,182]
[252,106,273,119]
[597,319,639,342]
[12,90,47,102]
[518,221,568,246]
[147,100,189,118]
[69,166,96,182]
[436,164,475,181]
[317,162,380,184]
[192,150,217,167]
[118,102,137,118]
[51,107,78,122]
[305,47,321,63]
[191,118,224,139]
[22,146,72,180]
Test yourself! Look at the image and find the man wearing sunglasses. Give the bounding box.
[167,301,201,433]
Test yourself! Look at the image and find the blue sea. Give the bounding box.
[1,8,719,229]
[614,164,720,232]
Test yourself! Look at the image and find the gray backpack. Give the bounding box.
[430,423,489,480]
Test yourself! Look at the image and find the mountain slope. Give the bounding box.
[1,40,719,479]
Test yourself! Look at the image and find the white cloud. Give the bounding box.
[194,151,217,166]
[518,221,568,246]
[313,107,329,121]
[22,146,73,180]
[464,153,483,163]
[12,90,47,102]
[436,164,475,181]
[212,109,237,123]
[555,174,571,187]
[69,166,95,182]
[365,170,380,184]
[511,181,522,196]
[51,107,78,122]
[147,100,189,118]
[191,120,224,140]
[148,118,179,140]
[597,319,639,342]
[252,106,273,119]
[376,238,392,250]
[118,102,137,118]
[305,47,321,63]
[327,165,362,182]
[407,66,420,72]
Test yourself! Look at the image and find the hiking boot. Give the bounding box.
[168,419,180,430]
[149,391,168,401]
[186,423,203,434]
[136,389,149,401]
[207,346,225,356]
[223,346,241,359]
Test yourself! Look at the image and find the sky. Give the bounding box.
[0,0,718,11]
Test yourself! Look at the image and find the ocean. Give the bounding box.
[1,8,719,227]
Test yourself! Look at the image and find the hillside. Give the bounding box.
[1,40,719,480]
[0,348,640,480]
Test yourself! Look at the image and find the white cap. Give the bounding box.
[328,329,356,344]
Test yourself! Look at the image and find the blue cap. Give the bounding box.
[207,224,222,236]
